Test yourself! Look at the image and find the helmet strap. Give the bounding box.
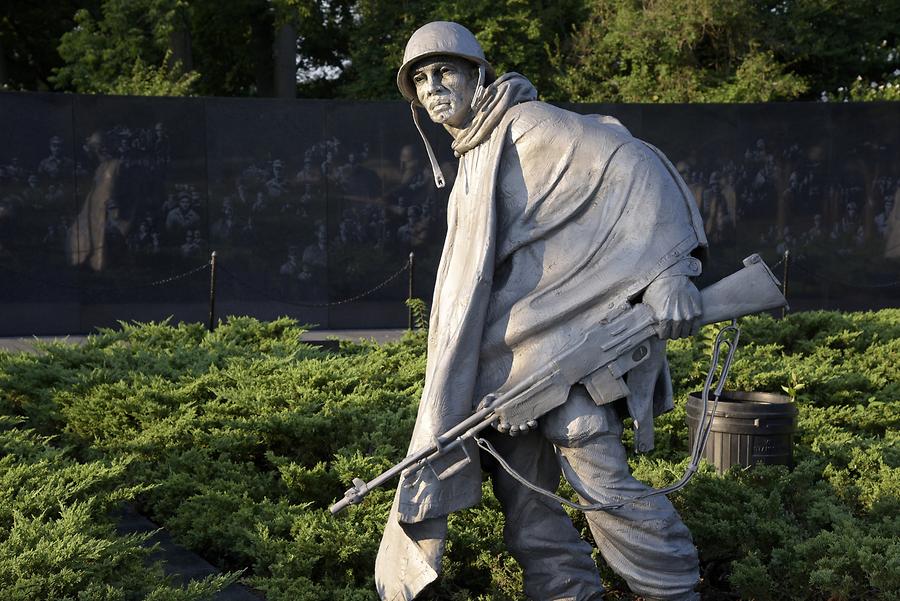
[410,102,446,188]
[471,65,486,111]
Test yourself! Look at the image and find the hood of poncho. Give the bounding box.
[451,73,537,157]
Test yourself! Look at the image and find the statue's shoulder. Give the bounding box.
[503,101,634,147]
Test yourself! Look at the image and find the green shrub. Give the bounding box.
[0,311,897,600]
[0,417,235,600]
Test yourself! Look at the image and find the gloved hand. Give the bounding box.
[642,275,702,339]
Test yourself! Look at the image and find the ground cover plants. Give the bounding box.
[0,310,897,600]
[0,416,236,599]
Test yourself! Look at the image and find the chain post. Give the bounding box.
[781,249,789,319]
[208,251,218,332]
[408,252,415,330]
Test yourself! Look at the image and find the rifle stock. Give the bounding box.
[698,253,787,327]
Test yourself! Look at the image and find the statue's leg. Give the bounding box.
[543,387,700,601]
[483,426,604,601]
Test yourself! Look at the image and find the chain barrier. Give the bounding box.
[217,259,411,308]
[789,260,900,289]
[760,251,899,290]
[769,255,786,270]
[129,262,211,288]
[0,261,210,291]
[0,254,412,308]
[5,249,891,318]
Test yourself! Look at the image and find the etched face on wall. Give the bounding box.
[411,57,478,128]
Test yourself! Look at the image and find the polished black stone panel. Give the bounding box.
[0,91,897,335]
[205,97,330,326]
[553,101,898,309]
[69,94,210,329]
[323,101,452,328]
[0,92,81,334]
[640,103,745,285]
[563,102,644,139]
[810,102,900,309]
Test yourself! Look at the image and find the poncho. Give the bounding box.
[375,74,707,600]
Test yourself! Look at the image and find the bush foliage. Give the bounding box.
[0,414,237,600]
[0,310,897,600]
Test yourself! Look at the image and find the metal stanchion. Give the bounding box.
[781,249,789,318]
[408,252,415,330]
[208,251,218,332]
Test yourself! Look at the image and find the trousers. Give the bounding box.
[483,386,700,601]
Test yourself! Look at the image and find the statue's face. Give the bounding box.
[412,57,477,128]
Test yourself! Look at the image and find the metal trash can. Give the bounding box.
[685,390,798,473]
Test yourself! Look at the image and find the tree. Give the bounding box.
[10,0,900,101]
[270,0,355,98]
[0,1,92,91]
[106,50,200,96]
[52,0,199,96]
[339,0,586,100]
[768,0,900,100]
[552,0,900,104]
[832,74,900,102]
[49,0,354,98]
[551,0,807,103]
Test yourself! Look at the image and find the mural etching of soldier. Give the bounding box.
[885,188,900,260]
[64,123,181,271]
[67,131,123,271]
[165,188,201,235]
[37,135,73,180]
[375,22,708,601]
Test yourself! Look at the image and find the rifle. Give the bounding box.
[330,254,787,515]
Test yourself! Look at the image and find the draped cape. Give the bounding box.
[375,74,706,600]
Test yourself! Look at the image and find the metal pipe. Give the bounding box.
[208,251,217,331]
[781,250,789,318]
[408,251,415,330]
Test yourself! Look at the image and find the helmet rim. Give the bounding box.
[396,21,494,105]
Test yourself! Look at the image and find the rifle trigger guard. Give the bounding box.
[427,437,475,481]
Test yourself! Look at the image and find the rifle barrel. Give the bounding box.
[329,405,497,514]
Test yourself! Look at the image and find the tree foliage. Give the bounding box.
[551,0,808,102]
[339,0,586,100]
[47,0,354,97]
[52,0,198,96]
[3,0,900,100]
[0,0,91,91]
[552,0,900,103]
[94,51,200,97]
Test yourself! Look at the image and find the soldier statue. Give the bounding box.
[376,21,707,601]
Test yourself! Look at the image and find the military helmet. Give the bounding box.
[397,21,494,105]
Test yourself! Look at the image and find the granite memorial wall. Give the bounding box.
[0,91,897,335]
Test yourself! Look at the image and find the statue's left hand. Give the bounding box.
[642,275,702,339]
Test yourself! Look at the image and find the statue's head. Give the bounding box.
[397,22,495,127]
[409,57,479,127]
[397,22,495,188]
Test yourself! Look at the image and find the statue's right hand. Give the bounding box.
[496,418,539,436]
[478,394,538,436]
[643,274,702,339]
